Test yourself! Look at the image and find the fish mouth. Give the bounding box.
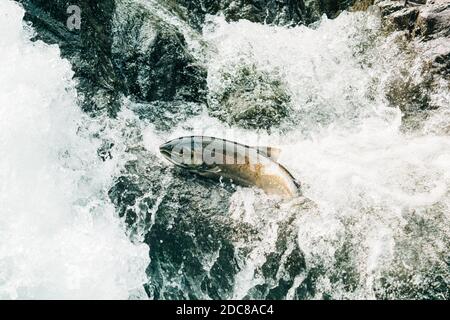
[159,144,171,159]
[159,143,176,163]
[159,143,190,169]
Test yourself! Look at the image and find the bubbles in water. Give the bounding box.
[0,1,149,299]
[147,10,449,299]
[6,0,447,300]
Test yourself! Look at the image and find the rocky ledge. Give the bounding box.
[379,0,449,77]
[376,0,450,130]
[173,0,365,29]
[18,0,368,120]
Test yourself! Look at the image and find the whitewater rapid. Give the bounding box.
[1,0,449,300]
[143,9,450,299]
[0,1,149,299]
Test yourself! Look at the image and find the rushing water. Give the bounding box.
[1,0,449,299]
[0,1,149,299]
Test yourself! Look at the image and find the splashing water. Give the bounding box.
[207,12,449,299]
[140,9,449,299]
[0,1,149,299]
[1,0,449,300]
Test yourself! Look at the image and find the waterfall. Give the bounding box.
[0,1,149,299]
[1,0,448,300]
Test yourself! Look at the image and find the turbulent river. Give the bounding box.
[0,0,449,299]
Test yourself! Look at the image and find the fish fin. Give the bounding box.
[205,166,222,174]
[254,146,282,161]
[194,164,221,176]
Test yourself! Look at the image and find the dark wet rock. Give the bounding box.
[377,0,449,36]
[221,0,306,25]
[350,0,377,11]
[378,0,450,78]
[420,39,450,78]
[174,0,361,28]
[385,72,437,123]
[170,0,222,29]
[208,63,292,130]
[174,0,306,28]
[386,7,420,32]
[305,0,363,22]
[112,0,207,104]
[129,100,204,132]
[374,206,450,300]
[143,180,240,300]
[19,0,123,116]
[142,191,313,300]
[376,0,408,16]
[376,0,450,129]
[412,1,450,79]
[18,0,365,120]
[243,215,307,299]
[19,0,207,117]
[377,0,450,44]
[97,140,115,161]
[413,0,450,39]
[107,146,240,299]
[107,137,314,299]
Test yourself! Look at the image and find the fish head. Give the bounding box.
[159,136,223,174]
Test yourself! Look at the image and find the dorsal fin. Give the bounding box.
[254,146,282,161]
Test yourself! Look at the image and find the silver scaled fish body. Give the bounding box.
[160,136,300,198]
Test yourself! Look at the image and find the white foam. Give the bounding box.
[198,11,450,298]
[0,1,149,299]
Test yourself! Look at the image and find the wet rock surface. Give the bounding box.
[15,0,450,300]
[19,0,207,116]
[107,148,238,299]
[107,139,316,299]
[378,0,450,76]
[18,0,364,118]
[19,0,123,116]
[208,63,293,130]
[112,0,207,104]
[414,0,450,39]
[174,0,306,28]
[174,0,362,28]
[376,0,450,129]
[18,0,324,300]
